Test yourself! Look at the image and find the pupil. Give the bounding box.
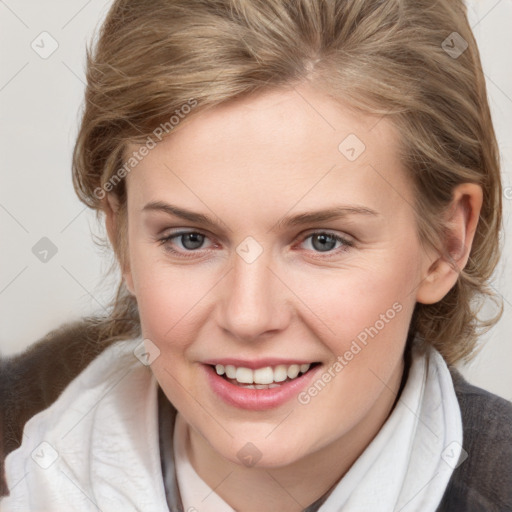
[182,233,204,250]
[312,234,336,252]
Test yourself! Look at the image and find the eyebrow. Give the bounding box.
[142,201,379,231]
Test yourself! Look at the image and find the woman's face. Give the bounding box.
[120,84,435,470]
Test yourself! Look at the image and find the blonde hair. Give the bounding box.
[72,0,503,365]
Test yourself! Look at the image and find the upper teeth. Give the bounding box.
[215,363,311,384]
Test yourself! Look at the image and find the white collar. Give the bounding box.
[317,341,463,511]
[173,411,236,512]
[2,337,461,512]
[2,337,169,511]
[172,341,463,512]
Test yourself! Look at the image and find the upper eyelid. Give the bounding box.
[159,229,353,249]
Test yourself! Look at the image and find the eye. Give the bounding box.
[157,229,354,259]
[299,231,354,255]
[157,231,214,257]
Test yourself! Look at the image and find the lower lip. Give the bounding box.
[202,364,323,411]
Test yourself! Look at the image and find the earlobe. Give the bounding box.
[415,259,448,305]
[416,183,483,305]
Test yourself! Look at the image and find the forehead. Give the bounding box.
[124,84,414,220]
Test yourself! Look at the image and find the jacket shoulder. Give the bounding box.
[437,368,512,512]
[1,337,166,509]
[0,325,133,498]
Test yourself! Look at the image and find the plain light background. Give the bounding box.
[0,0,511,400]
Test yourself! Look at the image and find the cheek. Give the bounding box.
[294,251,418,342]
[130,248,215,346]
[299,252,419,372]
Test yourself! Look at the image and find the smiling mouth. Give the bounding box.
[210,362,321,389]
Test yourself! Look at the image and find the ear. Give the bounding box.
[104,193,136,296]
[416,183,483,304]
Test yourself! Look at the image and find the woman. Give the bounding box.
[1,0,511,510]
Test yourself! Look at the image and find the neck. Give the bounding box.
[185,358,405,512]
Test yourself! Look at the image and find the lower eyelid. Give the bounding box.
[157,231,354,255]
[300,232,353,247]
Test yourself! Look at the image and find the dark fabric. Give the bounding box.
[156,387,334,512]
[157,369,512,511]
[157,386,184,512]
[436,368,512,512]
[0,321,114,497]
[1,323,511,509]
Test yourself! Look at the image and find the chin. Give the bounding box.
[212,433,309,469]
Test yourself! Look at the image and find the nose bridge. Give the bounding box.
[219,247,288,340]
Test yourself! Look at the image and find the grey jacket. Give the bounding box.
[157,368,512,512]
[1,322,511,509]
[437,369,512,512]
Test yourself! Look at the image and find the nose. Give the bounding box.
[217,250,291,342]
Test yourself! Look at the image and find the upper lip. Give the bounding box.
[203,358,318,369]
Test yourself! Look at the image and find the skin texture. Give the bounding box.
[106,83,482,511]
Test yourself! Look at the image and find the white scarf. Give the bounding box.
[1,338,462,512]
[174,341,463,512]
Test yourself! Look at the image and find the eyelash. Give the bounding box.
[156,230,355,260]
